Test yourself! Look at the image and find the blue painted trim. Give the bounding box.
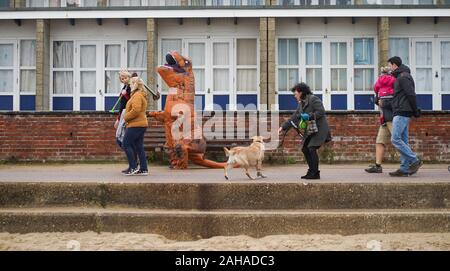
[104,96,118,111]
[53,97,73,111]
[80,97,96,111]
[195,95,205,111]
[0,95,13,111]
[416,94,432,111]
[354,94,375,110]
[213,95,230,111]
[237,94,258,110]
[278,94,298,111]
[20,95,36,111]
[331,94,347,110]
[442,94,450,111]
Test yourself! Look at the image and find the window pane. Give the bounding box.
[80,71,96,94]
[82,0,98,7]
[214,69,229,92]
[389,38,409,65]
[354,38,374,65]
[193,69,205,92]
[20,70,36,92]
[278,39,287,65]
[53,41,73,68]
[331,42,347,65]
[306,42,322,65]
[288,39,298,65]
[237,69,257,92]
[0,44,14,67]
[105,71,120,94]
[0,70,13,92]
[416,42,432,66]
[441,42,450,66]
[442,68,450,92]
[213,43,229,66]
[354,68,374,91]
[161,39,182,65]
[306,68,322,92]
[53,71,73,94]
[20,40,36,67]
[129,70,147,84]
[331,68,346,91]
[80,45,96,68]
[237,39,257,65]
[288,68,298,89]
[128,41,147,68]
[108,0,124,6]
[416,68,432,92]
[105,45,121,68]
[189,43,205,66]
[278,68,287,92]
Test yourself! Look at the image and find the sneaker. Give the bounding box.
[135,169,148,176]
[123,168,138,176]
[121,168,129,174]
[365,164,383,173]
[408,159,423,175]
[389,169,410,177]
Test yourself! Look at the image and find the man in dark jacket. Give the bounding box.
[387,56,423,177]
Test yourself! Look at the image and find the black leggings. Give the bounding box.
[302,137,320,173]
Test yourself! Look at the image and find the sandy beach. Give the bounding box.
[0,232,449,251]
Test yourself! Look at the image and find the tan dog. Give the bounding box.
[224,136,267,180]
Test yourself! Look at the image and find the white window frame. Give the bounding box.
[276,37,300,93]
[107,0,150,6]
[0,40,18,111]
[19,40,37,96]
[76,41,102,111]
[301,39,324,95]
[211,38,234,109]
[127,40,148,85]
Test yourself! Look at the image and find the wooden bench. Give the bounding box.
[144,127,252,152]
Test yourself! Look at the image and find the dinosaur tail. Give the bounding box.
[189,153,227,169]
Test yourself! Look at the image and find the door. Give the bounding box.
[325,39,352,110]
[76,41,101,111]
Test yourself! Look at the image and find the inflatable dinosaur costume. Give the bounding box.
[149,51,226,169]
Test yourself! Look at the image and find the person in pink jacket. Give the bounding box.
[365,66,396,173]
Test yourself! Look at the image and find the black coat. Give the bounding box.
[391,65,419,117]
[282,95,330,148]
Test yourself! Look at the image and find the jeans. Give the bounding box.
[302,136,320,173]
[391,115,418,173]
[123,127,148,171]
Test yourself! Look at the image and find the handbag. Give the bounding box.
[306,113,318,136]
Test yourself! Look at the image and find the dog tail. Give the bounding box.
[223,147,230,157]
[189,153,227,169]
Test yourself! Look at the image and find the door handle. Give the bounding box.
[207,88,211,94]
[435,71,439,78]
[98,89,103,96]
[325,88,329,94]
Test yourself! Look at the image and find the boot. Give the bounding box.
[301,169,312,179]
[304,170,320,180]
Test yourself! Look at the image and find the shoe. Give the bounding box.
[304,171,320,180]
[135,169,148,176]
[389,169,410,177]
[301,169,312,179]
[408,159,423,175]
[121,168,128,174]
[365,164,382,173]
[123,168,138,176]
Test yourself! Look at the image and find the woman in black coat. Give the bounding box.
[278,83,330,180]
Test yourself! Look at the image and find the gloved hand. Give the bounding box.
[414,108,422,118]
[300,113,310,121]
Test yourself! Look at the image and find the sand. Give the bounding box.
[0,232,449,251]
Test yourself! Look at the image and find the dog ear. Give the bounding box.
[223,147,230,157]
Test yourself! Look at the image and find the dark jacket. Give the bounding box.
[117,84,131,121]
[391,65,419,117]
[282,95,330,148]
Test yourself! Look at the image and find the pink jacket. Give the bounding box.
[374,74,396,97]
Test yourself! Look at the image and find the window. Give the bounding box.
[354,38,374,92]
[213,42,230,92]
[0,0,10,7]
[104,44,121,94]
[20,40,36,93]
[415,41,433,92]
[189,43,206,92]
[0,43,14,93]
[27,0,97,7]
[278,39,299,92]
[237,39,257,92]
[127,40,147,84]
[389,38,409,65]
[160,39,182,91]
[330,42,347,91]
[305,42,322,92]
[53,41,74,94]
[442,41,450,92]
[79,44,96,94]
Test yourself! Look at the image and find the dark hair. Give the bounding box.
[131,72,138,77]
[290,82,312,99]
[388,56,402,67]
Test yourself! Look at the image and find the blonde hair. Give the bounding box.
[131,77,145,92]
[119,69,132,79]
[380,66,391,75]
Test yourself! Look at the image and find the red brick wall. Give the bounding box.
[0,112,449,163]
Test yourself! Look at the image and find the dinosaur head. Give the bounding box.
[157,51,192,88]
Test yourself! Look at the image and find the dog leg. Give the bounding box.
[244,166,254,180]
[256,160,267,178]
[224,163,233,180]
